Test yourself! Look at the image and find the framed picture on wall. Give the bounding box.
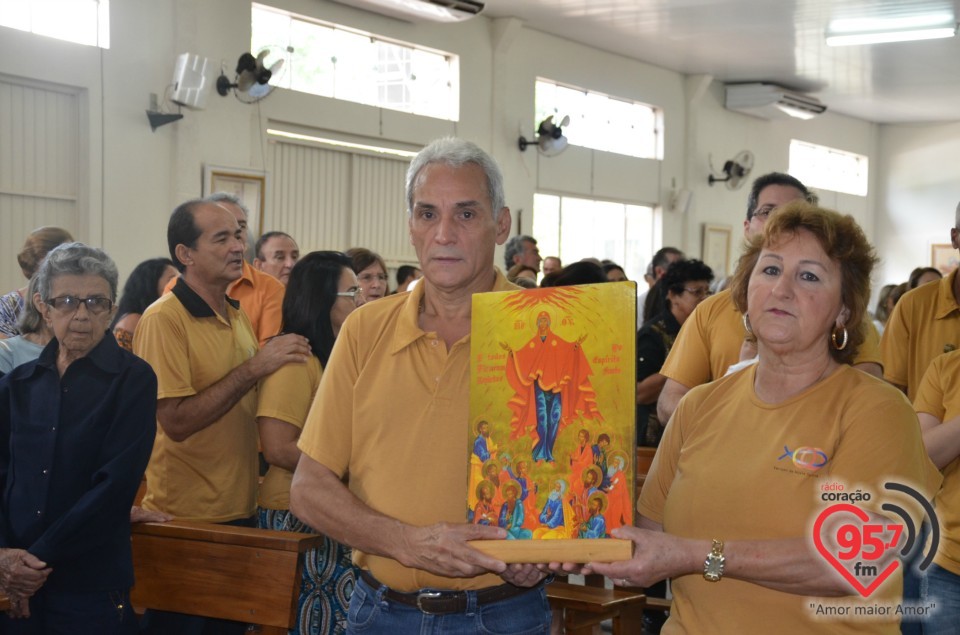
[931,243,959,275]
[203,165,267,239]
[702,223,732,278]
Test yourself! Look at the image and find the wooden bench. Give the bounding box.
[131,520,325,634]
[547,580,645,635]
[636,446,657,491]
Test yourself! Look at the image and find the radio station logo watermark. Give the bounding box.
[807,481,938,621]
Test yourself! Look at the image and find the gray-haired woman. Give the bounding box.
[0,243,157,633]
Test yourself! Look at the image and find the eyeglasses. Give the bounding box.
[336,289,365,305]
[46,295,113,315]
[358,273,388,284]
[750,206,775,221]
[683,287,711,299]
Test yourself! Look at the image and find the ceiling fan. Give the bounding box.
[216,48,288,104]
[708,150,755,190]
[518,115,571,157]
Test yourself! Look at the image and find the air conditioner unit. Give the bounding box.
[724,83,827,120]
[330,0,484,23]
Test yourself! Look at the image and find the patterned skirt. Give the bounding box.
[258,507,355,635]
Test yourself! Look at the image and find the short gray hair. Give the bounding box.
[504,235,536,269]
[36,242,119,302]
[405,137,506,219]
[18,274,44,335]
[206,191,250,218]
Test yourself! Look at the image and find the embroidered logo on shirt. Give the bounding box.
[778,445,828,471]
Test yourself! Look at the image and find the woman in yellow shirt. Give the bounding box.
[579,203,939,635]
[257,251,365,635]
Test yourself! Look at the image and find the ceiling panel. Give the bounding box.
[481,0,960,123]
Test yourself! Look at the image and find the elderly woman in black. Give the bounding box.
[0,243,157,633]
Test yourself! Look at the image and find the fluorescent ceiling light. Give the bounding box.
[826,13,957,46]
[267,129,418,158]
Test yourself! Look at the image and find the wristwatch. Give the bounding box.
[703,539,725,582]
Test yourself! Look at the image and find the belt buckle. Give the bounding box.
[416,590,445,614]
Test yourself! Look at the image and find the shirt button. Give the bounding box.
[51,427,56,432]
[36,510,41,516]
[431,340,438,347]
[62,387,68,393]
[41,469,48,475]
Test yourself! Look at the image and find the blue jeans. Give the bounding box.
[348,575,550,634]
[921,563,960,634]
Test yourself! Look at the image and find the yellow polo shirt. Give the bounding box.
[298,271,516,592]
[640,365,939,635]
[881,269,960,401]
[134,278,259,522]
[913,350,960,576]
[661,289,882,388]
[257,355,322,510]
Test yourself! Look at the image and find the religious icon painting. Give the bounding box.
[467,281,636,562]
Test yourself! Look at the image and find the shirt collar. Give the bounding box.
[935,269,960,320]
[31,329,124,376]
[229,261,255,292]
[172,277,240,318]
[390,269,517,354]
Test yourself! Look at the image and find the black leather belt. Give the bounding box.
[358,569,540,615]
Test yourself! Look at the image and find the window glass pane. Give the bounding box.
[789,139,868,196]
[0,0,108,48]
[251,3,458,120]
[535,79,660,159]
[532,194,560,263]
[535,193,654,283]
[289,20,334,95]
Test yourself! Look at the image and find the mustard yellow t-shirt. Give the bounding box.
[881,270,960,401]
[134,280,260,522]
[913,350,960,576]
[298,272,516,592]
[639,364,939,635]
[661,289,882,388]
[257,356,322,510]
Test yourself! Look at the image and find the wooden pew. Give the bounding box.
[578,448,668,607]
[131,520,326,634]
[547,580,645,635]
[636,446,657,491]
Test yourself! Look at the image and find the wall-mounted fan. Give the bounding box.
[518,115,570,157]
[216,47,289,104]
[708,150,754,190]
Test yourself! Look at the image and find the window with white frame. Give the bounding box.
[251,3,459,120]
[534,79,661,159]
[789,140,868,196]
[0,0,109,48]
[532,193,655,283]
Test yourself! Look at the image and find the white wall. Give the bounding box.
[0,0,903,294]
[876,122,960,289]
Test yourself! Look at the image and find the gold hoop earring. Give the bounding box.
[831,326,848,351]
[742,313,753,336]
